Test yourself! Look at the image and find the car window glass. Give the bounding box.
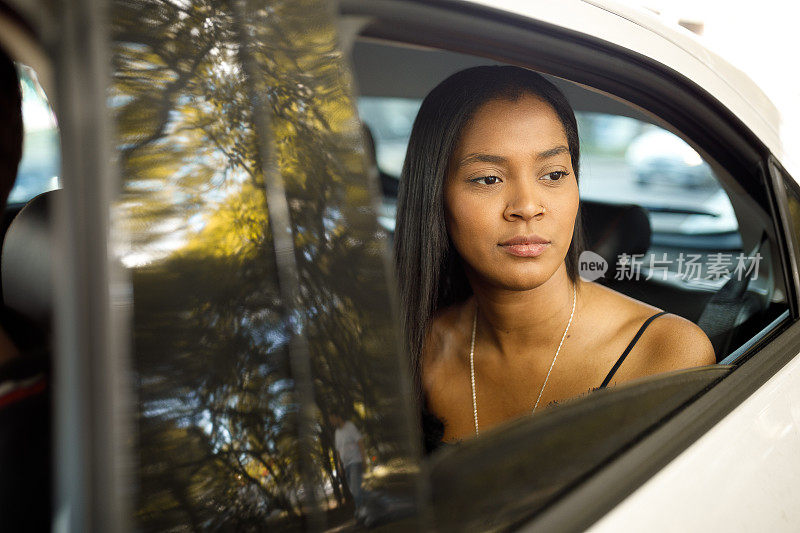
[579,114,737,238]
[783,178,800,229]
[356,54,790,528]
[775,164,800,304]
[9,64,60,205]
[111,1,422,530]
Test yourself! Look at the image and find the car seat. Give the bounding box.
[1,189,57,330]
[580,201,651,273]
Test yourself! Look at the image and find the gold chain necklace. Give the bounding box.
[469,283,576,437]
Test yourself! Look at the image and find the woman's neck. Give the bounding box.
[468,266,581,362]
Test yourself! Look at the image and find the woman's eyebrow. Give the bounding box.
[457,146,569,168]
[456,153,508,169]
[537,145,570,159]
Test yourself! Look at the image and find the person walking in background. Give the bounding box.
[329,411,367,518]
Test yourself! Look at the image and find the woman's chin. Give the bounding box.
[463,256,565,291]
[485,272,556,292]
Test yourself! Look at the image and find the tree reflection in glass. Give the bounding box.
[110,0,421,529]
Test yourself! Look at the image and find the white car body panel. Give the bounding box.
[464,0,799,181]
[589,350,800,531]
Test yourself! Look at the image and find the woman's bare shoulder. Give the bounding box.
[634,312,716,370]
[582,281,715,383]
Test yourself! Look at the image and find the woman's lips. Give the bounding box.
[500,242,550,257]
[498,235,551,257]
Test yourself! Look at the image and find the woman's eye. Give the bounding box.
[470,175,501,185]
[542,170,569,181]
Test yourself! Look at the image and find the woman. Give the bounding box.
[393,66,715,449]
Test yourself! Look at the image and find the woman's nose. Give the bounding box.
[503,180,544,221]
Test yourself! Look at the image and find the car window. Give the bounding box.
[770,159,800,311]
[579,115,737,238]
[111,0,421,530]
[353,36,791,530]
[9,63,60,205]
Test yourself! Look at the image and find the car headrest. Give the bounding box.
[581,200,651,268]
[1,189,58,326]
[361,122,399,198]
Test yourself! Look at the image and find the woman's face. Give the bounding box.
[444,94,579,291]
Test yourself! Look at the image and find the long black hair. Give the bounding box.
[393,65,584,401]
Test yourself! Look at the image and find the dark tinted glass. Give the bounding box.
[785,179,800,230]
[778,166,800,305]
[111,0,422,529]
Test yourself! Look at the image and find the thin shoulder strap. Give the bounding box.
[599,311,668,389]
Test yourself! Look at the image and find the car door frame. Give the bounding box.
[1,0,130,530]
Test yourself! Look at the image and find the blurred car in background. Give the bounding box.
[627,127,718,189]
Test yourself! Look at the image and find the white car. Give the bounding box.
[626,127,718,189]
[0,0,798,531]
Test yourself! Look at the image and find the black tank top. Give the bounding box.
[598,310,667,388]
[421,310,668,453]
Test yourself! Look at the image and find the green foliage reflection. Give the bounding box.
[112,0,417,529]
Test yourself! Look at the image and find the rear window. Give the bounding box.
[9,64,60,205]
[359,97,742,291]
